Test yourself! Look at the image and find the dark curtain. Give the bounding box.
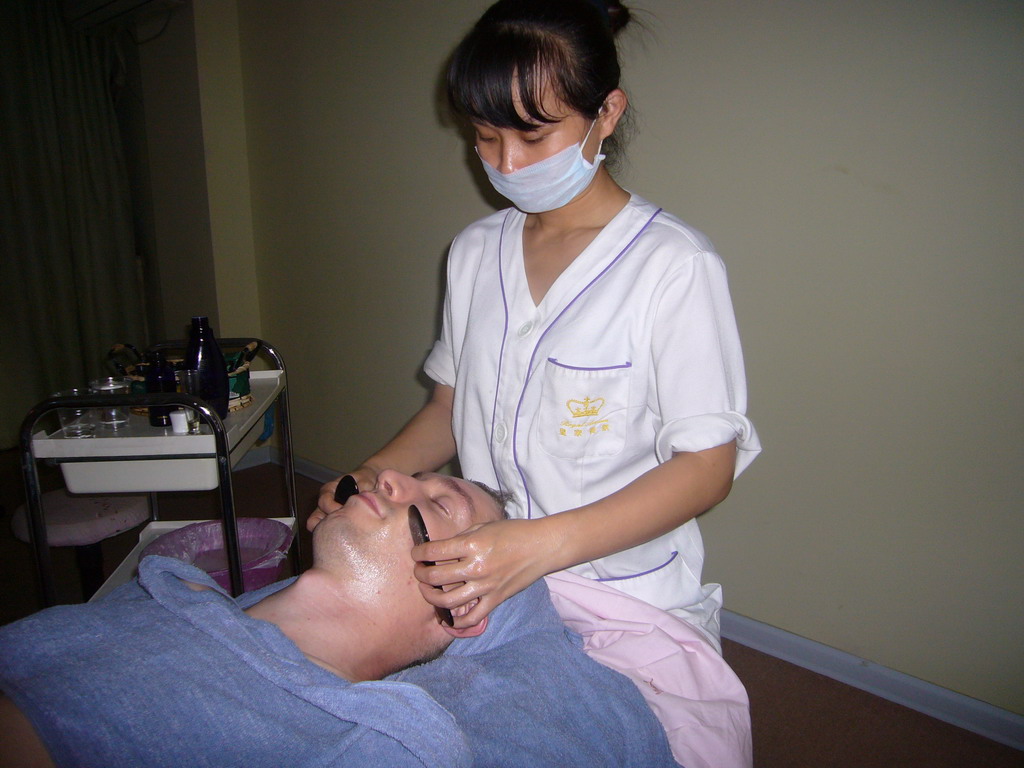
[0,0,147,448]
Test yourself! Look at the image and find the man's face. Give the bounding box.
[307,471,501,673]
[311,470,501,584]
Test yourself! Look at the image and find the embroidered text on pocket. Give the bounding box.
[537,358,631,460]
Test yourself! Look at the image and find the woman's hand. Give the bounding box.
[306,465,380,532]
[306,384,459,533]
[411,518,554,628]
[409,443,739,625]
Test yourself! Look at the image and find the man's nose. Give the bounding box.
[376,469,416,502]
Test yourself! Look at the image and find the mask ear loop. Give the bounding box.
[587,94,614,154]
[582,117,605,168]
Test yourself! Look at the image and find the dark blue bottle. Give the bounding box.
[184,316,230,418]
[145,350,177,427]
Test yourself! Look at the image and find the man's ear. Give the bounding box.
[441,616,488,638]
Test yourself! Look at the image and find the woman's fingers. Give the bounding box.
[306,480,340,531]
[417,581,493,629]
[307,466,381,532]
[411,518,549,628]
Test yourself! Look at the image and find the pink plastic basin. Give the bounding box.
[141,518,293,592]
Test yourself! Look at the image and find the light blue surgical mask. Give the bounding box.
[476,121,605,213]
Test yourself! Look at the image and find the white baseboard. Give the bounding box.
[721,610,1024,751]
[234,445,277,471]
[235,448,338,484]
[234,452,1024,752]
[236,449,338,490]
[291,455,341,485]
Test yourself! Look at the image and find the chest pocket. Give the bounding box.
[537,358,631,460]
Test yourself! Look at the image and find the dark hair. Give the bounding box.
[470,480,514,519]
[446,0,632,138]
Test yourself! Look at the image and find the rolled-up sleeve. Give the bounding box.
[423,337,455,389]
[423,246,458,389]
[649,250,761,477]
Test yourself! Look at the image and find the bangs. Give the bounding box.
[447,26,576,130]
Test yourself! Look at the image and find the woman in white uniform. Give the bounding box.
[313,0,760,649]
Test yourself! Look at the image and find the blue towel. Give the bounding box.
[0,558,674,767]
[0,557,469,767]
[392,579,677,767]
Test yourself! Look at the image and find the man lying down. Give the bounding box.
[0,470,675,768]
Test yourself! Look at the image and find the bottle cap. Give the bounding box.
[169,409,189,434]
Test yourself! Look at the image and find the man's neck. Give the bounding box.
[244,569,406,682]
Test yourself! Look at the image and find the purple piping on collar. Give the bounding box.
[508,207,663,518]
[489,209,515,453]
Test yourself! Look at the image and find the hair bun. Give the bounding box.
[584,0,631,34]
[604,0,631,35]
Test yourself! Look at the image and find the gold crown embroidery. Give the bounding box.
[566,397,605,418]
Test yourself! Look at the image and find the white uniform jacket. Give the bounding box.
[424,195,761,646]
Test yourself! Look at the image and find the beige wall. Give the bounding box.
[138,0,262,340]
[137,5,217,339]
[193,0,262,339]
[148,0,1023,713]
